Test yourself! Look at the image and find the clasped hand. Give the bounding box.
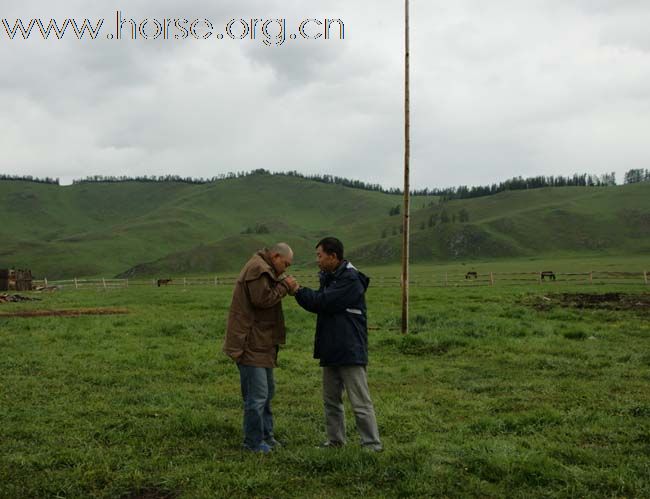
[283,275,300,295]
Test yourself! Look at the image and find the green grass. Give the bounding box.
[364,254,650,278]
[1,282,649,498]
[1,176,649,278]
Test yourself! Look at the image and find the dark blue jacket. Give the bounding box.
[295,260,370,367]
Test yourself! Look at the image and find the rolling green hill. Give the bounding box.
[355,183,650,263]
[1,174,649,278]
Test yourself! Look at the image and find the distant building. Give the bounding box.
[0,269,33,291]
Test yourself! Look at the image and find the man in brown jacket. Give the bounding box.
[223,243,297,453]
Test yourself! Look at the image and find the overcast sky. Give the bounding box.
[1,0,649,189]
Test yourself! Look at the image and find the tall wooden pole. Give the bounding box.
[401,0,411,335]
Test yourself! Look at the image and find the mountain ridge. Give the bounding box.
[1,174,649,278]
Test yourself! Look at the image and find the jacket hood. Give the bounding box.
[325,259,370,291]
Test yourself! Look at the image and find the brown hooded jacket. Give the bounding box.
[223,250,289,368]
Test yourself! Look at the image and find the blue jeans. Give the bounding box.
[238,364,275,449]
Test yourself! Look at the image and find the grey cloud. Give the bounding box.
[1,0,649,190]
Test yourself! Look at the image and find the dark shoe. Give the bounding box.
[243,442,272,454]
[317,440,344,449]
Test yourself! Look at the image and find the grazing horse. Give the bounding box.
[157,278,172,287]
[540,271,556,281]
[465,271,478,279]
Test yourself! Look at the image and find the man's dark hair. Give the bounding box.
[316,237,344,261]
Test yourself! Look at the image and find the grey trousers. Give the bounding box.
[322,365,382,449]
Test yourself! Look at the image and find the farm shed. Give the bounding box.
[0,269,33,291]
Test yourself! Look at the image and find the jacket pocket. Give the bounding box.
[248,320,275,352]
[224,313,251,360]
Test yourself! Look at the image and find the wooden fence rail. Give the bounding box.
[30,270,649,290]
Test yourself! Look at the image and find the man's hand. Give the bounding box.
[283,276,299,295]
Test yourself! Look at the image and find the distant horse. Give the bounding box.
[465,271,478,279]
[157,278,172,287]
[540,271,556,281]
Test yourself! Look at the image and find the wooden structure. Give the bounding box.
[0,269,33,291]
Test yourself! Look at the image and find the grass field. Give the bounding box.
[361,254,650,280]
[1,282,649,498]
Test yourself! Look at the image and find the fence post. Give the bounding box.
[74,277,78,290]
[102,278,107,290]
[44,277,48,287]
[589,271,593,284]
[126,279,129,288]
[538,271,542,284]
[490,272,494,286]
[644,271,648,285]
[184,277,187,288]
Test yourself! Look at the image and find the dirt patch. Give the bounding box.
[527,293,650,313]
[0,307,129,318]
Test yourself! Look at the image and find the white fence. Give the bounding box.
[30,270,649,290]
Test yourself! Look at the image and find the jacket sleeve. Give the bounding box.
[295,274,363,314]
[247,273,289,309]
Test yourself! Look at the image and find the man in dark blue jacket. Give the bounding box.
[294,237,382,451]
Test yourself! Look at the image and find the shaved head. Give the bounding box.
[270,242,293,258]
[267,242,293,275]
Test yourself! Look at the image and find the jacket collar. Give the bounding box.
[321,259,348,280]
[333,259,349,277]
[256,249,280,279]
